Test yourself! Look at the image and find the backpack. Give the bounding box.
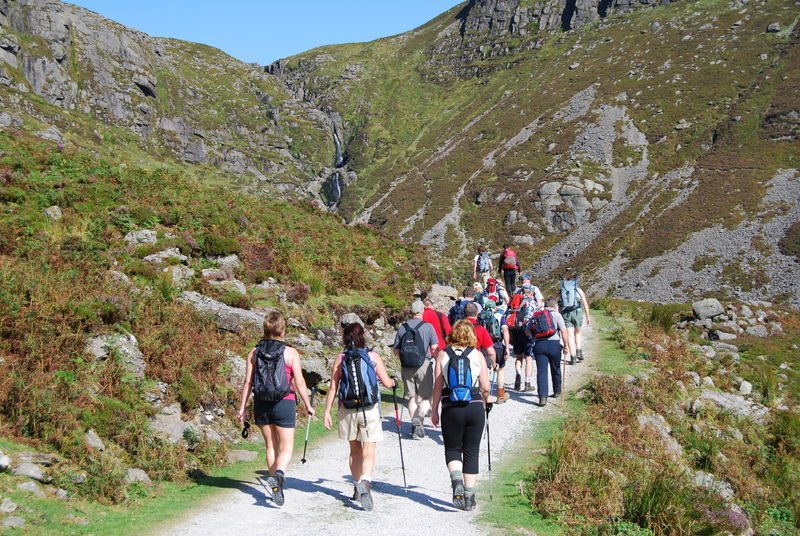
[560,277,580,312]
[485,279,504,306]
[448,299,467,325]
[477,309,502,342]
[502,249,518,270]
[252,340,292,402]
[476,252,491,273]
[505,293,524,331]
[531,309,557,339]
[398,322,428,368]
[444,347,478,402]
[338,348,380,410]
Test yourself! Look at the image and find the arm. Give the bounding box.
[288,348,314,416]
[502,325,511,358]
[237,349,256,423]
[430,350,444,427]
[579,289,591,325]
[371,352,397,389]
[473,258,478,279]
[486,344,497,369]
[441,313,452,337]
[323,355,343,430]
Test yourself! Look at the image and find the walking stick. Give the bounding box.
[562,347,567,403]
[392,385,408,491]
[486,401,493,501]
[301,386,316,464]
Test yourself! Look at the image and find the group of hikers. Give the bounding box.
[236,245,591,513]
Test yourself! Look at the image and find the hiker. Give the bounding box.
[560,272,591,365]
[498,245,520,293]
[322,322,397,511]
[473,246,493,285]
[464,302,497,371]
[529,297,568,407]
[507,284,542,392]
[423,297,451,350]
[237,311,315,507]
[394,300,439,439]
[448,287,482,326]
[430,320,494,511]
[476,277,510,313]
[482,300,511,403]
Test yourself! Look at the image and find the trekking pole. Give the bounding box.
[392,385,408,491]
[485,401,493,501]
[562,347,567,403]
[301,386,316,464]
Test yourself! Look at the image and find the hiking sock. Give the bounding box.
[497,387,508,403]
[464,486,476,511]
[450,470,465,510]
[514,373,521,391]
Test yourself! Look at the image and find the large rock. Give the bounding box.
[745,325,768,338]
[426,283,459,312]
[43,205,63,221]
[179,291,264,334]
[693,470,735,501]
[36,125,64,144]
[84,429,105,451]
[699,390,769,424]
[301,356,331,388]
[340,313,364,328]
[143,248,188,264]
[692,298,725,320]
[163,265,195,288]
[84,333,146,379]
[227,450,259,464]
[13,463,50,483]
[209,278,246,295]
[0,450,10,471]
[2,516,25,528]
[125,468,152,485]
[124,229,157,246]
[150,403,190,444]
[214,255,243,272]
[637,413,683,460]
[0,498,17,513]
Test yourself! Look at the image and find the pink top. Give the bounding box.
[283,361,296,401]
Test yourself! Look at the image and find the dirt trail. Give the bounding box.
[160,325,599,536]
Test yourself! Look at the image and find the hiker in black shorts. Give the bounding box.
[237,311,315,506]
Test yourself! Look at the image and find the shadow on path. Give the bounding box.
[189,471,270,507]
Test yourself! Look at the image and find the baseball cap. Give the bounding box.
[521,284,533,293]
[411,300,425,314]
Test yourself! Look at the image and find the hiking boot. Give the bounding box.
[496,388,509,404]
[514,373,521,391]
[266,475,285,506]
[451,478,466,510]
[569,355,575,366]
[356,480,373,511]
[538,397,547,407]
[524,382,533,393]
[576,349,584,362]
[412,418,425,439]
[352,484,360,501]
[464,491,476,511]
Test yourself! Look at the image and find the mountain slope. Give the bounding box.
[273,0,800,305]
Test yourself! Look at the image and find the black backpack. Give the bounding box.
[477,309,502,342]
[448,299,467,325]
[252,340,292,402]
[398,322,428,368]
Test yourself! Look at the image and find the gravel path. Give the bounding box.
[161,325,598,536]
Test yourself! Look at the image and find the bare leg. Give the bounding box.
[273,425,295,473]
[415,397,431,423]
[525,355,534,379]
[407,396,418,422]
[565,326,576,361]
[575,327,583,353]
[349,440,364,481]
[260,425,277,474]
[360,441,376,480]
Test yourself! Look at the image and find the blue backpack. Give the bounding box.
[445,347,478,402]
[560,277,580,312]
[448,299,468,325]
[339,348,380,410]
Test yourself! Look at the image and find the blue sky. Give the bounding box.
[68,1,463,65]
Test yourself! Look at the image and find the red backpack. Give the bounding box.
[502,249,518,270]
[505,293,525,330]
[531,309,557,339]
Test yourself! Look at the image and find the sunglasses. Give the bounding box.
[241,420,251,439]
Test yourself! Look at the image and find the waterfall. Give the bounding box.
[322,127,345,208]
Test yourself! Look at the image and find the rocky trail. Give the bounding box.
[158,325,599,536]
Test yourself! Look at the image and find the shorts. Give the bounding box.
[402,361,433,401]
[510,329,529,356]
[493,342,507,368]
[563,308,584,329]
[253,398,296,428]
[338,404,384,442]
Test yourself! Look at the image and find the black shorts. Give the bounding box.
[510,329,529,356]
[493,342,507,368]
[253,398,296,428]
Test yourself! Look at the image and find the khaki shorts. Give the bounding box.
[401,361,433,401]
[338,404,383,442]
[563,308,584,329]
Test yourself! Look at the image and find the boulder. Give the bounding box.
[108,270,132,287]
[767,22,781,33]
[714,331,737,341]
[179,291,264,334]
[693,470,735,501]
[637,414,683,459]
[340,313,364,328]
[686,371,701,387]
[0,112,23,128]
[426,283,460,312]
[224,350,247,387]
[17,453,59,466]
[364,256,381,270]
[84,333,146,379]
[0,498,17,513]
[37,125,64,144]
[201,268,229,281]
[209,279,246,295]
[2,516,25,529]
[700,390,769,424]
[227,449,259,464]
[163,265,195,288]
[43,205,63,221]
[214,255,243,272]
[692,298,724,320]
[0,451,10,471]
[16,481,45,497]
[745,325,768,338]
[84,429,105,451]
[144,248,188,264]
[150,403,189,444]
[12,463,50,483]
[301,356,331,388]
[124,229,157,246]
[739,381,753,396]
[125,468,152,485]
